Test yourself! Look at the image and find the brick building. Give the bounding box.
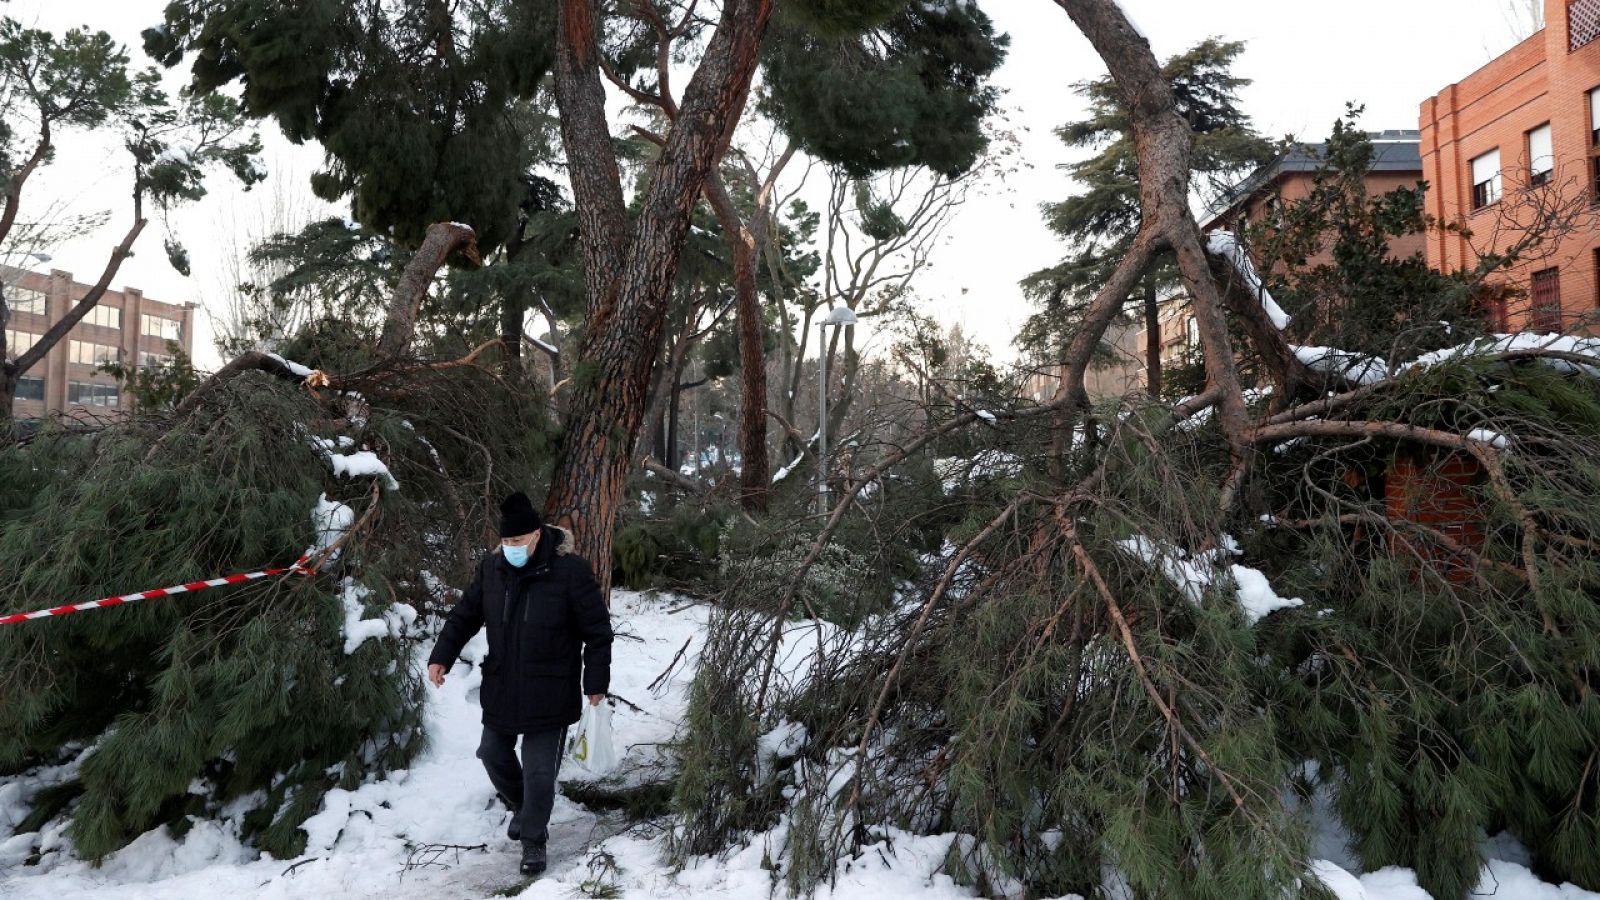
[1420,0,1600,332]
[2,267,197,419]
[1143,131,1427,373]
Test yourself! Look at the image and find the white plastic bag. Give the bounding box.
[568,699,618,775]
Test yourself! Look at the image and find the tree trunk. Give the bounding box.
[1049,0,1249,456]
[704,173,771,511]
[544,0,773,599]
[500,291,525,376]
[376,222,479,358]
[1143,279,1162,398]
[667,380,682,470]
[0,364,18,432]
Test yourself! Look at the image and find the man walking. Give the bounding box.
[427,491,613,877]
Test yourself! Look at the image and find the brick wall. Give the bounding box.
[1420,0,1600,333]
[1384,450,1486,582]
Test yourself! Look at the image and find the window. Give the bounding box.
[1184,316,1200,350]
[7,287,47,316]
[5,329,39,360]
[1471,149,1502,209]
[15,376,45,402]
[84,304,122,329]
[138,350,174,369]
[1528,124,1553,186]
[66,381,118,407]
[141,314,181,341]
[1592,156,1600,202]
[1531,267,1562,333]
[68,340,119,366]
[1591,87,1600,146]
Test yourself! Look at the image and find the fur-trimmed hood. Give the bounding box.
[549,524,574,556]
[492,523,574,559]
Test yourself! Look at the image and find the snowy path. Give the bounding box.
[3,591,1599,900]
[0,591,705,900]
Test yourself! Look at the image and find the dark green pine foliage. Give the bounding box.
[145,0,556,253]
[760,0,1008,178]
[1021,40,1274,370]
[1256,360,1600,898]
[0,360,554,861]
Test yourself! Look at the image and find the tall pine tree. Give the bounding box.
[1023,39,1272,397]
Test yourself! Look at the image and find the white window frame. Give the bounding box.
[69,340,120,367]
[7,287,48,316]
[85,304,122,329]
[1527,123,1553,185]
[15,375,45,402]
[1590,87,1600,146]
[1471,149,1502,209]
[142,314,181,341]
[5,329,40,360]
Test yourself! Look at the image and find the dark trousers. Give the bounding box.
[477,725,566,845]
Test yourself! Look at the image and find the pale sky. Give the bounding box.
[6,0,1534,369]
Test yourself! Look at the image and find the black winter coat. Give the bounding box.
[427,525,613,733]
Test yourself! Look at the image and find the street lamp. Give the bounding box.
[817,305,858,513]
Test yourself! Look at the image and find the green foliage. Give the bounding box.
[98,343,202,412]
[1249,361,1600,897]
[716,522,878,626]
[147,0,556,252]
[0,376,416,859]
[0,346,555,861]
[761,1,1007,178]
[673,344,1600,897]
[1249,109,1484,360]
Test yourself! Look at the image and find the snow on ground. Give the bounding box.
[0,591,703,900]
[3,590,1598,900]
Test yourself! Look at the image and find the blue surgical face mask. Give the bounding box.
[502,542,530,568]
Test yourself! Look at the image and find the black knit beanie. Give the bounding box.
[499,491,543,538]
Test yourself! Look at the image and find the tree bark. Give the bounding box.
[0,122,51,251]
[1143,279,1162,398]
[544,0,773,599]
[376,221,479,358]
[499,292,525,377]
[1049,0,1249,456]
[704,173,771,511]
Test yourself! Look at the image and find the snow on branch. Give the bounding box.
[1206,231,1290,330]
[1116,535,1304,625]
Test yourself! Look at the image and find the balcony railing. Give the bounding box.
[1572,0,1600,51]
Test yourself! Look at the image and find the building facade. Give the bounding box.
[2,267,197,419]
[1144,131,1427,373]
[1420,0,1600,332]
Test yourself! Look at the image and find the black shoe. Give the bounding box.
[519,840,547,876]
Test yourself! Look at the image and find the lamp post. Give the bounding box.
[817,305,858,513]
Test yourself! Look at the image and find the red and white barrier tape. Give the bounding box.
[0,557,317,627]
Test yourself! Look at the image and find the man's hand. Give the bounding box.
[428,664,446,687]
[588,693,604,706]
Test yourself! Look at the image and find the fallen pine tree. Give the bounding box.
[0,223,558,863]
